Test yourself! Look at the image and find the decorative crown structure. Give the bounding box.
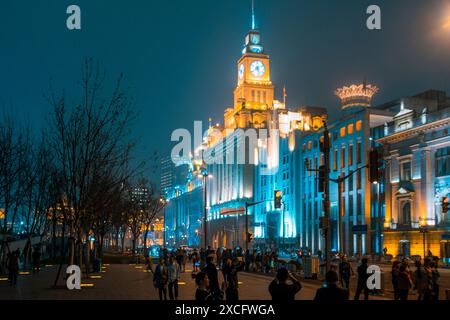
[335,83,379,110]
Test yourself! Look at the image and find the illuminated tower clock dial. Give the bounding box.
[239,64,244,79]
[250,60,265,77]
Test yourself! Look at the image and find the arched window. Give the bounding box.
[401,202,411,225]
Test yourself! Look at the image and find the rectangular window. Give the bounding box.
[436,147,450,177]
[308,141,312,150]
[356,141,362,164]
[348,175,353,191]
[400,161,412,181]
[348,144,354,166]
[340,127,346,137]
[349,194,354,216]
[356,120,363,132]
[333,150,338,171]
[357,193,362,216]
[263,91,267,103]
[356,170,361,189]
[348,123,354,135]
[341,147,346,169]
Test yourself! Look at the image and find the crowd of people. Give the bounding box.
[391,257,440,300]
[149,246,444,302]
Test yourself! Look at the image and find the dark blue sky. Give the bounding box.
[1,0,450,167]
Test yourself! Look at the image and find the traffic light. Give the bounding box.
[318,165,325,192]
[247,232,254,242]
[274,190,282,209]
[369,149,381,183]
[443,197,449,214]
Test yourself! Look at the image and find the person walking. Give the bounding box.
[354,258,369,301]
[222,258,245,301]
[413,261,431,300]
[391,261,400,300]
[397,264,413,300]
[268,268,302,301]
[7,250,20,286]
[153,258,168,300]
[338,255,353,290]
[314,270,349,302]
[167,257,181,300]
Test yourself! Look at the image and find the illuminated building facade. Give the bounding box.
[377,90,450,261]
[295,83,393,255]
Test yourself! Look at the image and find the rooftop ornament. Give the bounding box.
[335,83,379,110]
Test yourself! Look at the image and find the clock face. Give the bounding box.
[239,64,244,79]
[251,34,260,45]
[250,60,265,77]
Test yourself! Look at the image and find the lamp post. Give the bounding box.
[419,223,428,260]
[201,167,209,250]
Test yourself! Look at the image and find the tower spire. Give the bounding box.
[252,0,256,30]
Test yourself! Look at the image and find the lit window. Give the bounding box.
[340,127,346,137]
[356,120,362,132]
[348,123,354,135]
[341,148,346,169]
[348,145,354,166]
[308,141,312,150]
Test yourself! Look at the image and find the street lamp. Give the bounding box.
[419,220,428,260]
[199,166,211,250]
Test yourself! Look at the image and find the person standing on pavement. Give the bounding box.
[195,272,213,301]
[397,264,413,300]
[314,270,349,302]
[6,250,20,286]
[413,261,432,301]
[167,257,181,300]
[428,261,440,300]
[391,261,400,300]
[202,255,221,300]
[338,255,353,290]
[354,258,369,301]
[222,258,245,301]
[153,258,168,300]
[268,268,302,301]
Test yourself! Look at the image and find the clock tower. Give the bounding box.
[234,28,274,113]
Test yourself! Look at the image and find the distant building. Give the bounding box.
[377,90,450,260]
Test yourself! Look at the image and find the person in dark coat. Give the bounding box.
[354,258,369,300]
[314,270,349,302]
[268,268,302,301]
[222,258,245,301]
[202,255,221,299]
[7,250,20,286]
[153,258,168,300]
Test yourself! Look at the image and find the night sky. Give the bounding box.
[1,0,450,173]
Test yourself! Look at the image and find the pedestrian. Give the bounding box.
[391,261,400,300]
[338,255,353,290]
[222,258,245,301]
[6,250,20,286]
[354,257,369,301]
[429,261,440,300]
[216,247,222,269]
[167,257,181,300]
[202,255,222,300]
[153,258,168,300]
[314,270,349,302]
[32,247,41,274]
[397,264,413,300]
[413,261,431,300]
[268,268,302,301]
[195,272,213,301]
